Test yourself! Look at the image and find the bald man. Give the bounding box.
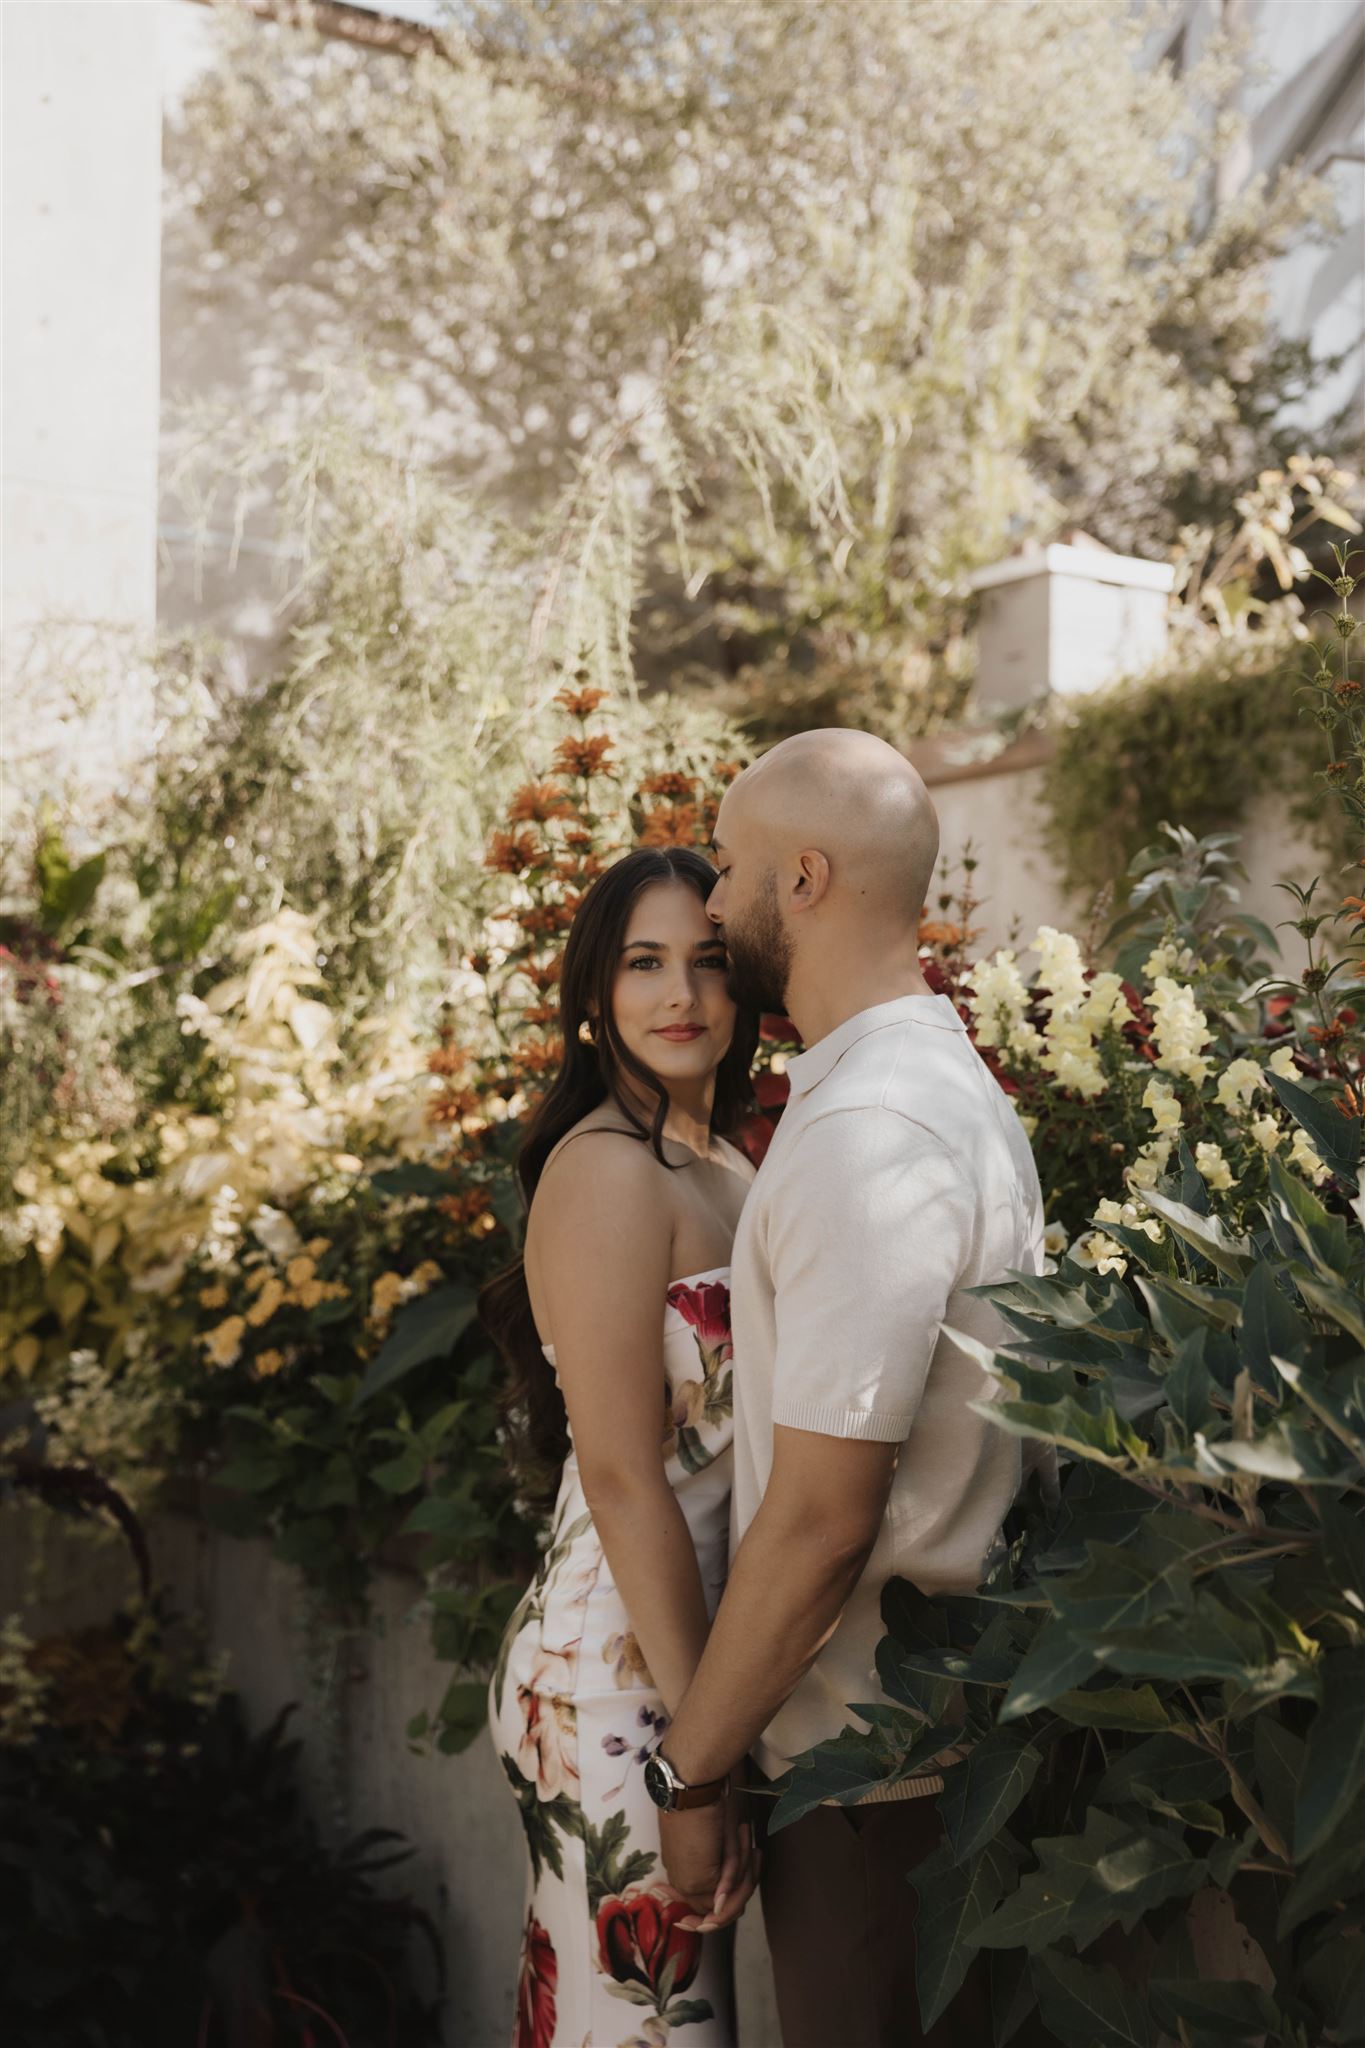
[650,731,1046,2048]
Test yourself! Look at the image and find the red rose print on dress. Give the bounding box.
[514,1912,557,2048]
[593,1875,703,2007]
[663,1281,734,1473]
[665,1280,732,1360]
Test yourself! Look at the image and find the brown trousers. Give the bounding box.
[748,1792,992,2048]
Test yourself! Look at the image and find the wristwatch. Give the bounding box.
[643,1750,729,1812]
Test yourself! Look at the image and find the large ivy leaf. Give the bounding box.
[1097,1733,1227,1812]
[1050,1684,1171,1732]
[939,1729,1042,1866]
[1267,1157,1352,1280]
[1148,1976,1282,2038]
[1252,1715,1305,1852]
[1269,1070,1361,1190]
[1032,1952,1155,2048]
[1000,1622,1104,1720]
[975,1811,1203,1955]
[1279,1805,1365,1934]
[907,1839,1018,2031]
[355,1286,478,1406]
[1296,1647,1365,1859]
[1165,1328,1215,1437]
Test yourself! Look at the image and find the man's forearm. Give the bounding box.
[661,1496,871,1785]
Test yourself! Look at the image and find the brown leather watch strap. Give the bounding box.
[672,1771,730,1810]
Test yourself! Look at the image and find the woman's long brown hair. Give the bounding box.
[477,846,758,1508]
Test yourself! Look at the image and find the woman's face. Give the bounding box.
[608,879,736,1092]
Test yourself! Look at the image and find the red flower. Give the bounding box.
[596,1885,701,2003]
[665,1279,731,1352]
[759,1013,799,1042]
[735,1110,776,1166]
[515,1913,558,2048]
[753,1068,791,1111]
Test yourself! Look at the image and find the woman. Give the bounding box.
[482,845,761,2048]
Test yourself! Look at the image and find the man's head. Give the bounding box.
[708,729,940,1019]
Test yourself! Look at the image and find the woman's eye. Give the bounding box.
[627,956,660,970]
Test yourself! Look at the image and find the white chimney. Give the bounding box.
[969,542,1175,711]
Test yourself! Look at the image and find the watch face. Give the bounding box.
[643,1755,673,1811]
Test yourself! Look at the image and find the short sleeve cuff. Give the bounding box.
[772,1395,914,1442]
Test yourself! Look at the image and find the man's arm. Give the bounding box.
[663,1425,897,1786]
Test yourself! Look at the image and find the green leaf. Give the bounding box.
[1320,1495,1365,1617]
[1267,1156,1352,1277]
[355,1286,477,1406]
[771,1719,962,1833]
[433,1678,490,1754]
[369,1162,463,1196]
[940,1730,1042,1866]
[369,1444,427,1494]
[1269,1070,1360,1189]
[1279,1805,1365,1934]
[1148,1977,1281,2038]
[1296,1647,1365,1858]
[1050,1684,1170,1732]
[660,2000,715,2029]
[1098,1733,1227,1811]
[273,1515,343,1572]
[908,1840,1017,2031]
[1138,1190,1253,1280]
[1238,1260,1313,1391]
[1165,1328,1215,1437]
[1253,1715,1304,1851]
[977,1814,1203,1954]
[214,1454,287,1494]
[1032,1952,1155,2048]
[1000,1623,1104,1720]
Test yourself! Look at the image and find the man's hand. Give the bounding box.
[660,1793,759,1933]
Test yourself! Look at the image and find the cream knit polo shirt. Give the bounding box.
[729,992,1045,1789]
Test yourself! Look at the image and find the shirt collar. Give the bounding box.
[783,993,968,1099]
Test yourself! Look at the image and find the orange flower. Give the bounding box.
[639,770,696,800]
[554,685,607,716]
[486,829,543,876]
[511,1040,564,1079]
[552,734,614,779]
[713,760,744,785]
[437,1188,495,1231]
[1342,896,1365,925]
[519,902,577,938]
[563,827,594,850]
[1337,1080,1365,1119]
[525,958,563,991]
[427,1043,470,1077]
[508,781,574,824]
[918,920,965,948]
[639,804,701,847]
[522,1000,560,1029]
[1310,1019,1348,1046]
[427,1085,483,1126]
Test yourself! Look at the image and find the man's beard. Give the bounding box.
[723,870,793,1016]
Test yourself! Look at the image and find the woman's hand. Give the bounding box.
[665,1789,760,1933]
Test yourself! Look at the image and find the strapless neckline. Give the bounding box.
[539,1265,731,1362]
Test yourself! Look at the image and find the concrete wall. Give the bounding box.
[4,1506,781,2048]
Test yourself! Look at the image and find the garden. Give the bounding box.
[4,2,1365,2043]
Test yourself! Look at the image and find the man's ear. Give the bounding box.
[791,849,831,913]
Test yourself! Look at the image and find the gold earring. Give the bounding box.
[578,1017,595,1045]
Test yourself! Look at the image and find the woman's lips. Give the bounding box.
[654,1025,705,1041]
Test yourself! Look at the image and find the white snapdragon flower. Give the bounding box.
[1148,977,1214,1085]
[1215,1058,1265,1114]
[1094,1196,1162,1242]
[1142,1076,1182,1133]
[1268,1045,1299,1081]
[1194,1141,1234,1191]
[1069,1230,1128,1276]
[963,951,1042,1061]
[1030,927,1108,1099]
[1127,1135,1175,1190]
[1289,1128,1332,1185]
[1042,1220,1069,1258]
[1250,1114,1283,1154]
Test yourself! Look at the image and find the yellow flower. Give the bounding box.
[253,1348,286,1378]
[246,1277,285,1327]
[203,1316,246,1369]
[296,1279,325,1310]
[1268,1045,1299,1080]
[306,1237,330,1258]
[1141,1077,1182,1134]
[1250,1114,1283,1153]
[1194,1142,1234,1192]
[198,1284,229,1310]
[286,1254,316,1289]
[370,1272,406,1319]
[410,1259,443,1293]
[244,1267,273,1294]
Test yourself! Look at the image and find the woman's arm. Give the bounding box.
[530,1134,712,1716]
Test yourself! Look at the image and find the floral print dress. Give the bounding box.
[489,1269,738,2048]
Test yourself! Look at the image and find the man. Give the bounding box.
[648,729,1046,2047]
